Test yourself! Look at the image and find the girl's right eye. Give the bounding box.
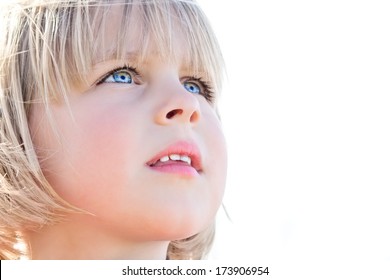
[97,66,140,85]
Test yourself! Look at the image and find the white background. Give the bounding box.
[2,1,390,280]
[199,0,390,278]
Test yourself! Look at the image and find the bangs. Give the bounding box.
[25,0,224,101]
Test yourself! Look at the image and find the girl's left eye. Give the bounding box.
[182,77,214,103]
[183,81,201,94]
[97,67,139,85]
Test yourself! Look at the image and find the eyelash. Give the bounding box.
[96,66,215,102]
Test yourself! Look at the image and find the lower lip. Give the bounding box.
[148,164,199,177]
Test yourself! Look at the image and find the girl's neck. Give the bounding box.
[25,215,169,260]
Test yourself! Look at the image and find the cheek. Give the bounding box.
[201,111,228,213]
[36,105,143,210]
[82,117,141,190]
[209,127,228,207]
[203,108,228,174]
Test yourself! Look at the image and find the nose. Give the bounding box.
[154,81,201,126]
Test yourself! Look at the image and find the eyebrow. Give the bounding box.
[94,50,142,65]
[93,48,174,68]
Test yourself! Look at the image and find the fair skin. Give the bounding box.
[27,6,227,259]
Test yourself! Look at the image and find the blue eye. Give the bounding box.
[183,81,201,94]
[105,70,133,84]
[182,77,215,103]
[97,66,140,85]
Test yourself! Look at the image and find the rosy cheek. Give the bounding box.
[202,113,227,199]
[66,111,134,173]
[34,103,134,206]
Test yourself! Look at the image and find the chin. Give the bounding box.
[146,211,214,242]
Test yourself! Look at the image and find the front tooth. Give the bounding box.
[180,155,191,165]
[169,154,181,161]
[159,155,169,162]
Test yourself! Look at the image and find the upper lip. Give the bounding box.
[146,140,202,172]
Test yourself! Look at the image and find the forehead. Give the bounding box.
[91,3,195,69]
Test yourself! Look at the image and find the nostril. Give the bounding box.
[166,109,183,119]
[189,111,200,123]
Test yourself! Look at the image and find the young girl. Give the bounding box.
[0,0,227,259]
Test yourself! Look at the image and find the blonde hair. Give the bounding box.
[0,0,224,259]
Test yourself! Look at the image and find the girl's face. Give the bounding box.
[29,6,227,242]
